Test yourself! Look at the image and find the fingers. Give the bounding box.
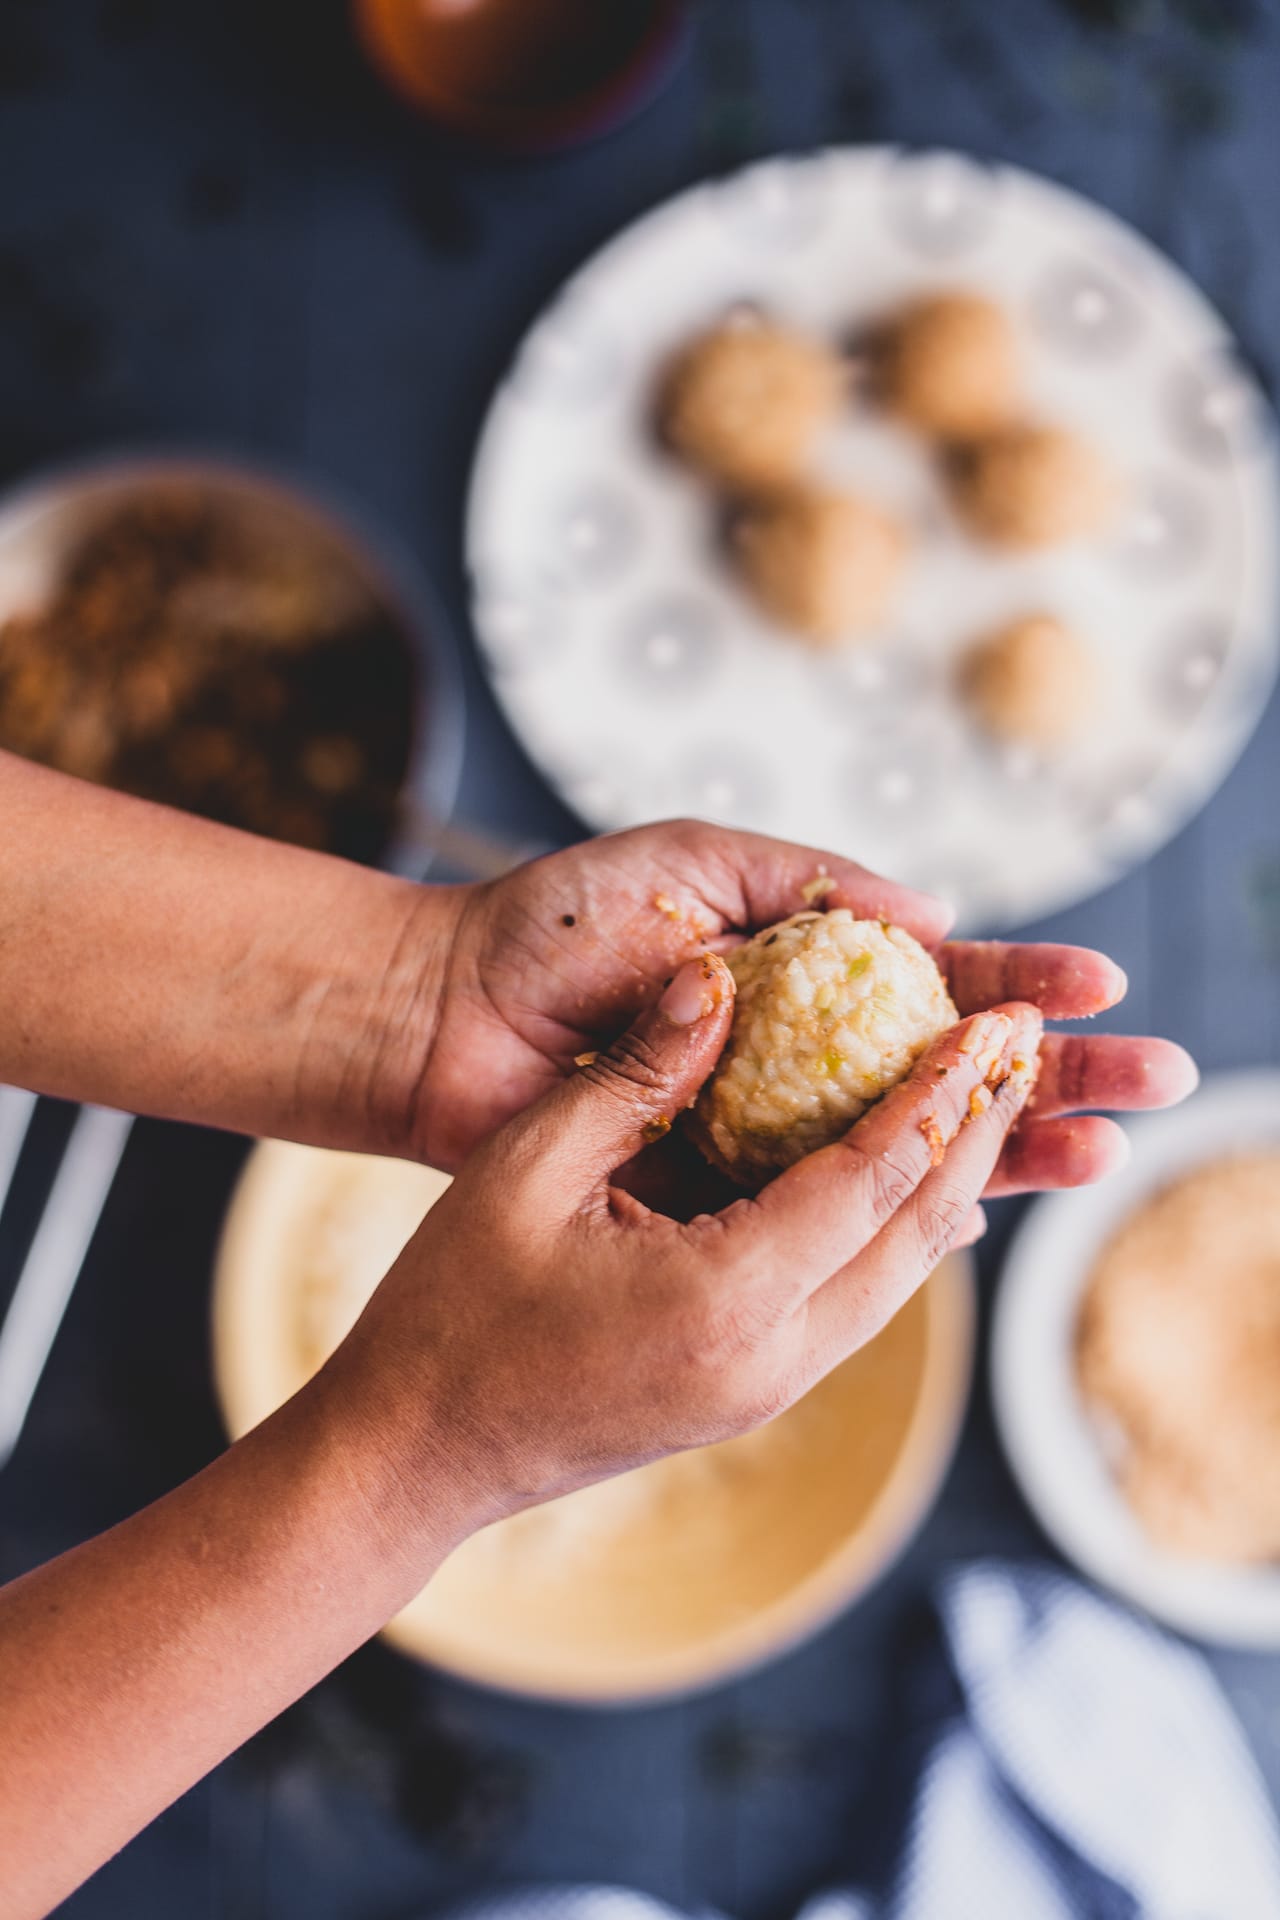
[983,1114,1132,1198]
[941,941,1127,1020]
[707,1003,1040,1299]
[509,953,736,1204]
[665,821,955,948]
[980,1033,1194,1197]
[1028,1033,1198,1120]
[613,1031,1181,1227]
[951,1203,988,1250]
[804,1025,1041,1366]
[747,852,953,948]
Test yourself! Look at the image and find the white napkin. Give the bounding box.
[438,1562,1280,1920]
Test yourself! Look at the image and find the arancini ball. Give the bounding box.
[658,315,845,493]
[879,291,1020,440]
[733,485,906,644]
[962,613,1101,750]
[688,910,958,1189]
[950,423,1117,548]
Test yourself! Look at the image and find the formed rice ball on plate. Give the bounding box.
[658,315,845,493]
[688,910,958,1189]
[950,423,1117,548]
[879,291,1020,441]
[733,485,906,644]
[962,612,1101,750]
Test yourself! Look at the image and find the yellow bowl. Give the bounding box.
[213,1140,974,1704]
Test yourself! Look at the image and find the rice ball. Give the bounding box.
[963,613,1101,749]
[658,315,845,493]
[734,485,906,644]
[950,423,1117,548]
[689,910,958,1189]
[879,292,1020,440]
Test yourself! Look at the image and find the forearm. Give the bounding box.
[0,752,464,1154]
[0,1371,477,1918]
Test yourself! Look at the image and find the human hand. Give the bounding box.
[327,954,1043,1539]
[404,820,1196,1188]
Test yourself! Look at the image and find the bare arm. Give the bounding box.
[0,967,1041,1916]
[0,757,1194,1914]
[0,1365,481,1918]
[0,749,458,1154]
[0,751,1191,1182]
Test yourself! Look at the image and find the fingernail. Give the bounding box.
[951,1204,987,1250]
[960,1010,1012,1053]
[962,1010,1013,1078]
[1169,1046,1201,1101]
[1004,1013,1043,1100]
[659,954,725,1026]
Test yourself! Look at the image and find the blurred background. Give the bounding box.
[1,2,1279,1915]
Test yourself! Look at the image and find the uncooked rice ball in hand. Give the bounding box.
[950,423,1117,548]
[734,485,906,644]
[688,910,958,1189]
[658,315,845,493]
[879,291,1020,441]
[963,613,1101,750]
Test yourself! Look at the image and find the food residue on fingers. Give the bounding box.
[968,1086,991,1121]
[801,871,836,905]
[642,1115,672,1144]
[955,1021,997,1067]
[651,890,717,947]
[963,1011,1020,1084]
[680,949,730,1022]
[1007,1048,1041,1096]
[919,1114,946,1166]
[574,1050,599,1068]
[974,1042,1007,1082]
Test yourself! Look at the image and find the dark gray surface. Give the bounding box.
[1,2,1279,1914]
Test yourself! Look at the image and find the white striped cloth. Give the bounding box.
[438,1562,1280,1920]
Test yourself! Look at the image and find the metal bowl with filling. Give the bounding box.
[0,453,464,874]
[213,1141,974,1705]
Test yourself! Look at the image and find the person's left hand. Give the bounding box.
[408,819,1196,1188]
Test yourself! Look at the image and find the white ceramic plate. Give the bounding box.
[992,1070,1280,1648]
[466,147,1279,932]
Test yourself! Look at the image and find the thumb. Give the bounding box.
[526,952,735,1192]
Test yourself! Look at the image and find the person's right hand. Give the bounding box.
[320,953,1042,1548]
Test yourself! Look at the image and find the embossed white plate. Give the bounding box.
[466,147,1279,931]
